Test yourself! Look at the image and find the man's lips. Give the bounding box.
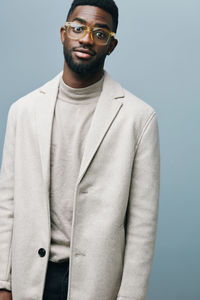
[73,47,96,59]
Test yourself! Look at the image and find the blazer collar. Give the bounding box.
[36,71,124,188]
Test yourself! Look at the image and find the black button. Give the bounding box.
[38,248,46,257]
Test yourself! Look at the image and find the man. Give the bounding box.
[0,0,160,299]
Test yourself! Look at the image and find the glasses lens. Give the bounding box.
[93,28,110,45]
[67,23,85,40]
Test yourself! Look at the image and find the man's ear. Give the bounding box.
[107,38,118,55]
[60,27,66,44]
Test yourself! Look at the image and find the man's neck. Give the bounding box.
[62,62,104,88]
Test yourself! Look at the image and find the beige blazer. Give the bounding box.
[0,71,160,300]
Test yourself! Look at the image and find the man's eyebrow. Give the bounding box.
[72,17,87,24]
[94,23,111,30]
[72,18,111,31]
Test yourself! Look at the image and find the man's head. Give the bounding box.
[60,0,119,76]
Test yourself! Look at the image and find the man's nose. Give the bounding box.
[79,30,94,45]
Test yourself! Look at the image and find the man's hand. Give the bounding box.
[0,290,12,300]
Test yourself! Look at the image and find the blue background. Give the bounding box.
[0,1,200,299]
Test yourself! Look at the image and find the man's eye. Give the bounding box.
[94,30,107,40]
[72,25,84,33]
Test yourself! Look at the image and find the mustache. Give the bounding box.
[72,46,96,56]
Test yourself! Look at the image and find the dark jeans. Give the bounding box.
[43,259,69,300]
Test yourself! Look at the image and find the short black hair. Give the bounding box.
[67,0,119,33]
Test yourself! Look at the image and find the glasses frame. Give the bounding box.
[64,21,115,45]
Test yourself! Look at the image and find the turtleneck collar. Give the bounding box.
[58,73,105,104]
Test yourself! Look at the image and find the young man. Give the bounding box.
[0,0,160,299]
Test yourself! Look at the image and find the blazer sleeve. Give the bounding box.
[0,104,16,291]
[117,112,160,300]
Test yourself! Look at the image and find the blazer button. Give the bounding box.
[38,248,46,257]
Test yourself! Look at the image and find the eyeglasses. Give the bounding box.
[64,22,115,45]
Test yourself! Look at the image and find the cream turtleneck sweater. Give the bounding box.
[49,75,104,262]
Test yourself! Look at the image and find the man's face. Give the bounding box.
[60,5,118,75]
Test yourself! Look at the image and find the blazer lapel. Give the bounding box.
[35,72,62,187]
[77,72,124,184]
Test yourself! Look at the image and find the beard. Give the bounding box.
[63,44,107,75]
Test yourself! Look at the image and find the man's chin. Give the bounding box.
[65,57,100,75]
[64,48,106,75]
[69,62,94,74]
